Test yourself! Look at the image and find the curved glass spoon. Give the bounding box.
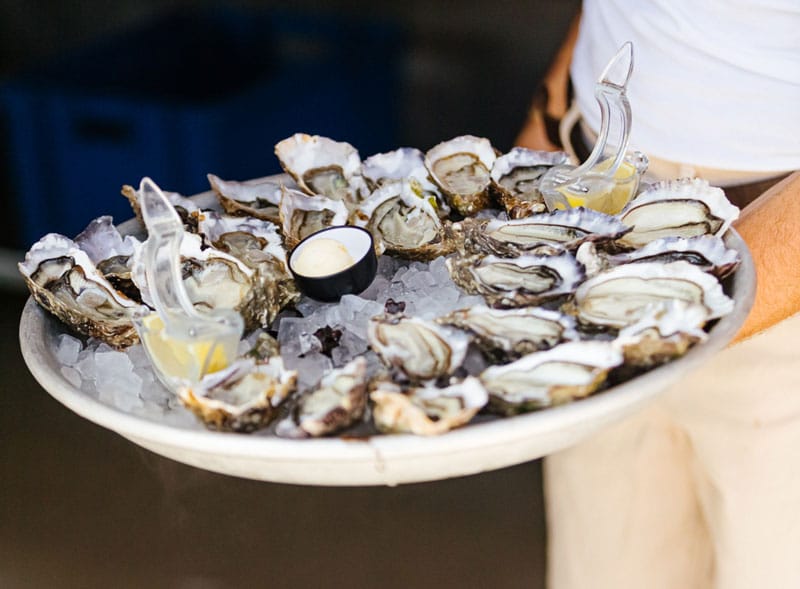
[134,177,243,388]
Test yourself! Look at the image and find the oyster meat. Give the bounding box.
[424,135,497,216]
[278,186,349,249]
[275,133,364,205]
[196,211,299,327]
[491,148,569,218]
[178,356,297,432]
[20,233,147,348]
[459,207,630,257]
[370,376,488,436]
[352,180,455,260]
[208,173,289,224]
[573,260,734,329]
[437,306,578,358]
[480,341,623,414]
[290,357,369,437]
[447,252,585,307]
[367,314,470,381]
[617,178,739,248]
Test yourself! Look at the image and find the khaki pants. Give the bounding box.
[546,312,800,589]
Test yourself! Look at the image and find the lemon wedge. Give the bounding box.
[139,313,233,382]
[556,158,638,215]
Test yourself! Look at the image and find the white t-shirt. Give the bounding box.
[571,0,800,172]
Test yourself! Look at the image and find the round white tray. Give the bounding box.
[19,190,755,486]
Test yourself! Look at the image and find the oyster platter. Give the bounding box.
[19,132,754,485]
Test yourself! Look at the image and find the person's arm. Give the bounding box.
[514,11,581,151]
[732,172,800,343]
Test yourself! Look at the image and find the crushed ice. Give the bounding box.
[57,253,485,427]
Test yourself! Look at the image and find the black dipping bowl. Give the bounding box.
[288,226,378,302]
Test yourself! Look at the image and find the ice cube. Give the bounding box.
[60,365,82,388]
[55,333,83,366]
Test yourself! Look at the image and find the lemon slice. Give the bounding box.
[140,313,232,382]
[556,159,638,215]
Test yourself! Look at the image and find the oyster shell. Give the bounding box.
[196,211,299,327]
[121,183,200,231]
[617,178,739,248]
[447,252,585,307]
[370,376,488,436]
[573,260,734,329]
[361,147,450,217]
[207,173,288,223]
[459,207,630,257]
[352,180,455,260]
[274,133,363,205]
[480,341,623,414]
[131,231,263,331]
[20,233,147,348]
[278,186,349,249]
[606,235,741,279]
[367,314,470,381]
[177,356,297,432]
[491,148,569,218]
[424,135,497,216]
[614,301,709,367]
[437,306,578,358]
[291,357,369,437]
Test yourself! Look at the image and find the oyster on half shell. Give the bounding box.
[480,341,623,414]
[352,180,455,260]
[491,148,569,218]
[437,306,578,358]
[447,252,585,307]
[278,187,349,249]
[459,207,629,257]
[208,173,289,224]
[424,135,497,216]
[370,376,488,436]
[617,178,739,248]
[122,183,201,231]
[275,133,364,205]
[20,233,147,348]
[367,314,470,381]
[177,356,297,432]
[573,260,734,329]
[196,211,299,327]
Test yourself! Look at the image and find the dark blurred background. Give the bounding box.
[1,1,578,587]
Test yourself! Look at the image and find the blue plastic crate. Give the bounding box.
[1,8,404,246]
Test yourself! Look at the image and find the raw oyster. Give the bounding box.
[617,178,739,248]
[447,252,585,307]
[361,147,449,217]
[74,216,142,301]
[424,135,497,216]
[196,211,299,327]
[121,183,200,231]
[289,357,369,437]
[274,133,363,205]
[278,186,349,249]
[606,235,741,279]
[491,148,569,218]
[614,301,709,367]
[207,173,288,224]
[20,233,146,348]
[480,341,623,414]
[177,356,297,432]
[459,207,629,257]
[131,231,264,330]
[573,260,734,329]
[370,376,488,436]
[367,314,470,381]
[352,180,455,260]
[437,306,578,358]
